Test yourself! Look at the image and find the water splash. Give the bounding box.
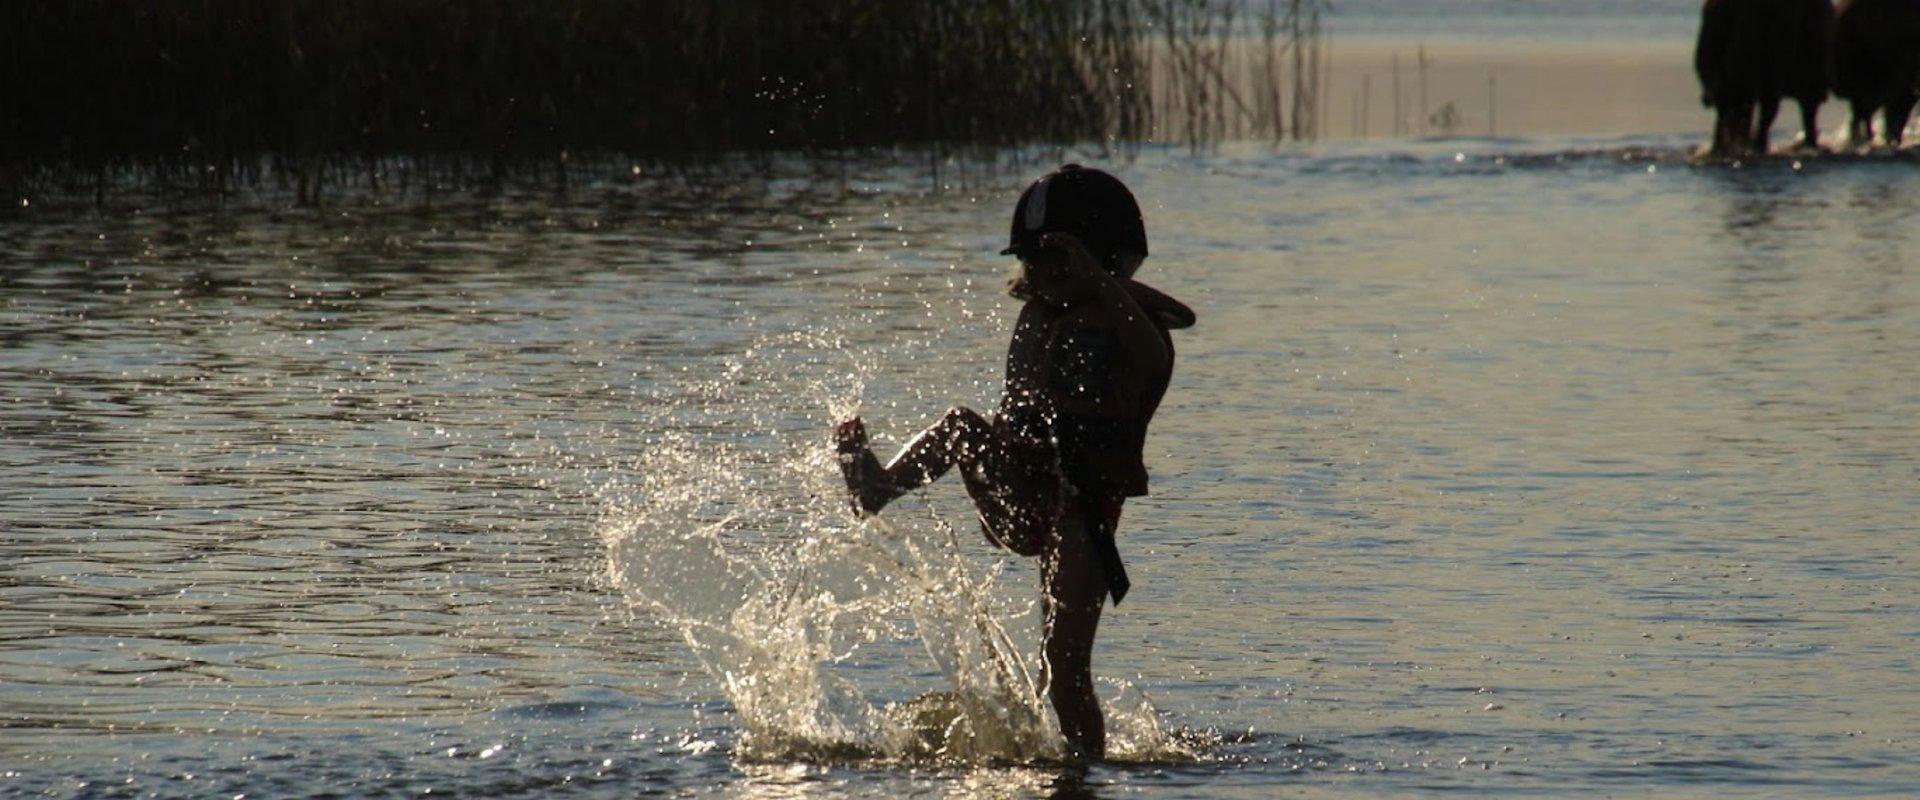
[594,332,1191,765]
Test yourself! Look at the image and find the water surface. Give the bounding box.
[4,135,1918,797]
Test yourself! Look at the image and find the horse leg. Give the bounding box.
[1797,96,1823,150]
[1714,102,1752,157]
[1850,99,1877,147]
[1753,96,1782,155]
[1883,94,1916,147]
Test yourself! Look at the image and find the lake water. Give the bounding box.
[5,133,1917,798]
[1330,0,1696,42]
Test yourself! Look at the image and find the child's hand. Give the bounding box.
[1038,232,1104,282]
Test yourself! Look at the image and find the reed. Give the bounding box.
[1,0,1332,199]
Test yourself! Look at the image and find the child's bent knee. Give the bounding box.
[943,406,987,429]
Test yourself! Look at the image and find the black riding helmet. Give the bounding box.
[1000,164,1148,273]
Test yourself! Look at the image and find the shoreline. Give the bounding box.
[1316,36,1709,141]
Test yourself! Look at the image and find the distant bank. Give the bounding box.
[1325,37,1703,141]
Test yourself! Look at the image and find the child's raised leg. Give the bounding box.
[835,409,1056,555]
[834,407,994,516]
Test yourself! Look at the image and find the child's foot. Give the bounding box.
[834,417,899,518]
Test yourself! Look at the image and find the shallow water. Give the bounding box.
[4,134,1919,797]
[1333,0,1696,42]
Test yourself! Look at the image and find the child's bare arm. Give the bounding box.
[1001,300,1058,415]
[1037,232,1170,374]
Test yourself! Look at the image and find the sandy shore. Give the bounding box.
[1321,37,1713,142]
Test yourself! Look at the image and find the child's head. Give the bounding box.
[1001,165,1148,299]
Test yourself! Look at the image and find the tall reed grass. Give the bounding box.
[1,0,1331,198]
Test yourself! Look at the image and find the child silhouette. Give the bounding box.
[835,165,1193,760]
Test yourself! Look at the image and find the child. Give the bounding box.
[834,165,1193,761]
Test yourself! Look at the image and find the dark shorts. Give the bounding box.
[965,415,1132,562]
[1086,494,1125,532]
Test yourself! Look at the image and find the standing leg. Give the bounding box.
[1714,101,1756,157]
[1797,97,1822,150]
[1752,96,1782,155]
[1041,511,1108,762]
[1851,100,1876,147]
[1884,94,1916,147]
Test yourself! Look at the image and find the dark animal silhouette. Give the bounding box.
[1695,0,1836,156]
[1834,0,1920,146]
